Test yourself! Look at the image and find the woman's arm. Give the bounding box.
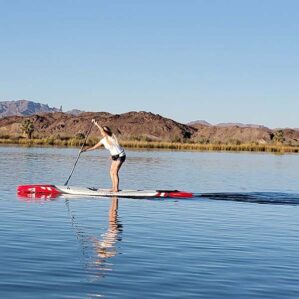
[92,119,103,131]
[82,141,102,152]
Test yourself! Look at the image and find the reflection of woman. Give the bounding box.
[65,196,122,276]
[83,120,126,192]
[94,197,122,260]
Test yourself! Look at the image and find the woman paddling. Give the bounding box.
[82,119,126,192]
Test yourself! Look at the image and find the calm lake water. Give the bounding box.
[1,146,299,298]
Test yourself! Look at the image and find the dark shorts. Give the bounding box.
[111,154,126,163]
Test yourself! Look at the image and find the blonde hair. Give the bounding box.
[102,126,119,145]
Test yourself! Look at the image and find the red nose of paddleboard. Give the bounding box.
[17,185,61,196]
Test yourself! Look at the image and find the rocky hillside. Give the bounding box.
[189,120,268,129]
[190,123,299,145]
[0,111,195,142]
[1,111,299,145]
[190,123,273,144]
[0,100,61,116]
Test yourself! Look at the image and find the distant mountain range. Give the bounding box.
[1,100,296,130]
[188,120,212,126]
[0,100,84,117]
[1,110,299,145]
[0,100,60,116]
[1,100,299,145]
[188,120,268,129]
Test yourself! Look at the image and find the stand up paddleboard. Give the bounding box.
[17,184,193,199]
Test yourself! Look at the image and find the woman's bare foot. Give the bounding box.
[106,188,119,192]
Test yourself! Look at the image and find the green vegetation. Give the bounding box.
[20,119,34,139]
[273,129,285,144]
[0,135,299,153]
[0,136,92,147]
[121,141,299,153]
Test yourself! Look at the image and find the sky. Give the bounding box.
[0,0,298,128]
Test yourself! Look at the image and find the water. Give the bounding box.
[1,146,299,298]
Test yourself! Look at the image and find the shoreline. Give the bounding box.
[1,138,298,153]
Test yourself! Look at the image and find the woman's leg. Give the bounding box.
[110,160,124,192]
[109,164,115,190]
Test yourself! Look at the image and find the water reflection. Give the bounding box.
[93,197,122,261]
[18,192,58,202]
[65,199,90,257]
[66,197,122,277]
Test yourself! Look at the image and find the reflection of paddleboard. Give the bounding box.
[17,185,193,199]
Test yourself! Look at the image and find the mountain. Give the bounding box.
[216,123,269,129]
[0,100,60,117]
[187,120,211,126]
[0,111,195,142]
[188,120,269,129]
[66,109,85,115]
[192,125,273,144]
[1,101,298,145]
[1,111,299,145]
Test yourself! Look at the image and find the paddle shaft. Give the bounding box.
[64,122,94,186]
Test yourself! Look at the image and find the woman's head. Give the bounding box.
[101,126,113,137]
[100,126,119,145]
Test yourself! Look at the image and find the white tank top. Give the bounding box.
[100,136,125,156]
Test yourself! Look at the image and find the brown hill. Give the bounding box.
[1,112,299,145]
[190,123,274,144]
[0,111,195,142]
[216,123,269,129]
[278,128,299,145]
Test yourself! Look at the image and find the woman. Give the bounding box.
[83,119,126,192]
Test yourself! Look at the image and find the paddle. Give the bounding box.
[64,121,94,186]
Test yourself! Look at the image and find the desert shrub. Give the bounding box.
[21,119,34,139]
[273,130,285,144]
[0,134,10,139]
[75,132,86,139]
[172,136,182,143]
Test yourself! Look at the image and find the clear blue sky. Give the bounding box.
[1,0,298,128]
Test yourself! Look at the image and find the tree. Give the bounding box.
[21,119,34,139]
[273,129,284,144]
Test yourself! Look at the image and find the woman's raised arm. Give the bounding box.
[92,119,103,131]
